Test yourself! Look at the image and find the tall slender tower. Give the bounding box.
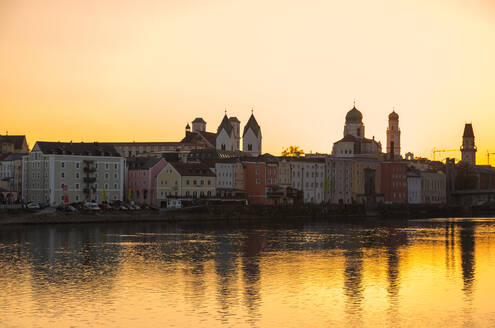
[386,110,401,160]
[461,123,476,165]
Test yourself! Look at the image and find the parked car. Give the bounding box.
[27,203,41,210]
[99,203,112,211]
[84,202,100,211]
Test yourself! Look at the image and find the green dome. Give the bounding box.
[345,106,363,124]
[389,110,399,121]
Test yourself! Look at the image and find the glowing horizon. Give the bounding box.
[1,0,494,163]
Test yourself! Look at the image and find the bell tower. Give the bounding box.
[386,110,401,160]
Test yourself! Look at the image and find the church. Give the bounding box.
[332,105,382,157]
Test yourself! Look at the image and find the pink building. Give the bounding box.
[127,157,167,206]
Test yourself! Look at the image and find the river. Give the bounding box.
[1,217,494,327]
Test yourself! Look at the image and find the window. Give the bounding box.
[201,180,204,185]
[186,180,190,185]
[193,180,197,185]
[76,173,80,179]
[76,162,80,169]
[114,183,117,189]
[61,162,65,168]
[114,164,118,170]
[105,173,109,179]
[114,173,118,179]
[208,180,211,185]
[186,191,190,196]
[75,195,79,201]
[105,164,109,170]
[221,144,226,150]
[61,172,65,178]
[256,178,260,184]
[104,183,108,189]
[248,144,253,151]
[256,169,259,175]
[75,183,79,190]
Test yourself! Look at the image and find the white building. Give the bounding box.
[332,105,382,158]
[242,113,262,157]
[407,169,422,204]
[421,171,447,204]
[22,142,125,206]
[288,158,325,204]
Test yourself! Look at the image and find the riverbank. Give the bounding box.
[1,203,494,226]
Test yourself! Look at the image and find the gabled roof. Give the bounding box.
[169,162,215,177]
[242,114,261,137]
[128,157,164,170]
[217,114,233,135]
[463,123,474,138]
[34,142,121,157]
[180,131,216,148]
[0,135,27,150]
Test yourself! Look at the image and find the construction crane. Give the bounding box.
[487,151,495,165]
[431,148,459,161]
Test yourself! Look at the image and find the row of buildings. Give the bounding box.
[2,106,492,207]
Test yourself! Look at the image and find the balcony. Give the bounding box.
[84,167,96,173]
[84,177,97,183]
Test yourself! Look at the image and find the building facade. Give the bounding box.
[381,162,408,204]
[325,157,353,204]
[421,171,447,204]
[156,162,215,204]
[127,157,167,206]
[22,142,125,205]
[288,158,325,204]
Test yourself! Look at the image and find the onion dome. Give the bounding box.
[389,110,399,121]
[345,106,363,124]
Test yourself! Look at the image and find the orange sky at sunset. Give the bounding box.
[1,0,494,163]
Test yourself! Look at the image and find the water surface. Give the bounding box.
[1,217,495,327]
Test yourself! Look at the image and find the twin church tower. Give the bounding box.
[185,112,262,156]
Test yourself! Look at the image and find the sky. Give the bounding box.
[1,0,494,163]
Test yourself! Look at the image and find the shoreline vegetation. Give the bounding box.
[1,204,495,226]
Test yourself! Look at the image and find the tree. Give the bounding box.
[281,146,304,157]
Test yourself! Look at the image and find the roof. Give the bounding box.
[389,110,399,121]
[463,123,474,138]
[3,153,26,161]
[169,162,215,177]
[334,135,380,145]
[0,135,27,150]
[180,131,216,148]
[242,114,261,137]
[35,142,121,157]
[217,114,233,135]
[192,117,206,124]
[104,141,184,147]
[345,106,363,124]
[128,157,163,170]
[229,117,240,123]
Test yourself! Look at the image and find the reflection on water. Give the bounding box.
[1,218,495,328]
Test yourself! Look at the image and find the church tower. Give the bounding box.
[386,110,401,160]
[344,105,365,139]
[242,113,262,156]
[229,117,241,151]
[461,123,476,165]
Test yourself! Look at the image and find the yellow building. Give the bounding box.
[350,158,382,204]
[156,162,215,204]
[277,159,291,187]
